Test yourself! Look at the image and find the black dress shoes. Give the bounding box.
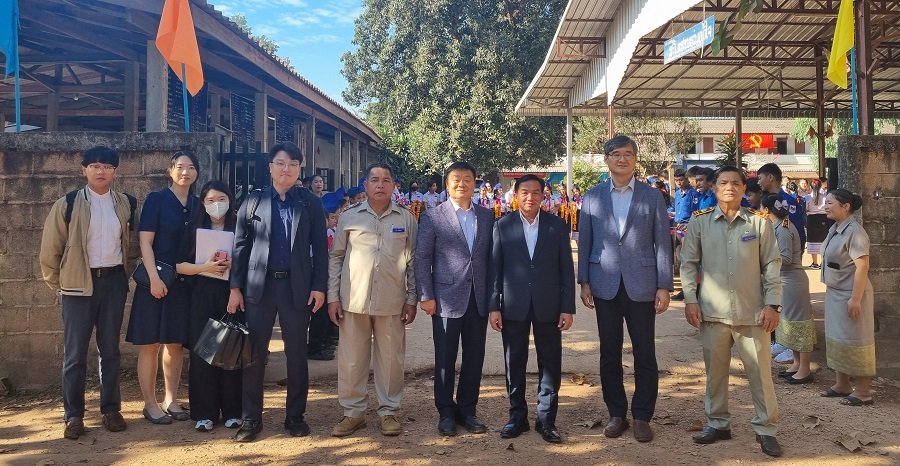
[457,415,487,434]
[499,419,530,439]
[233,420,262,442]
[535,420,562,444]
[284,416,310,437]
[603,417,629,438]
[438,417,457,436]
[692,426,732,444]
[756,435,783,457]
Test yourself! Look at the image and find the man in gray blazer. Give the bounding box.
[577,135,673,443]
[415,161,494,436]
[227,142,329,442]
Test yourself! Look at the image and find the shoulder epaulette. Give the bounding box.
[347,201,361,209]
[747,208,768,219]
[692,207,715,217]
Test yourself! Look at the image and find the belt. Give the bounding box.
[90,265,124,278]
[268,270,290,279]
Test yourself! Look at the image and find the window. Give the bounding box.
[776,137,788,155]
[703,137,714,154]
[795,141,806,154]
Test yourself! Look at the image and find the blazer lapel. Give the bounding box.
[289,188,303,251]
[620,183,643,239]
[532,211,550,260]
[443,202,471,253]
[509,214,530,260]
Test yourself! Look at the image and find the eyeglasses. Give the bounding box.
[271,161,301,171]
[87,164,116,171]
[606,153,636,160]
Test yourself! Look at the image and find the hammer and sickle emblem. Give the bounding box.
[747,134,764,149]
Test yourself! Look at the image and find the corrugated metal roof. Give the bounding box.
[517,0,900,119]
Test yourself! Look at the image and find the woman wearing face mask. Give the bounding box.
[127,152,199,424]
[176,181,241,432]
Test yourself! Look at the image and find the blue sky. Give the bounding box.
[210,0,362,110]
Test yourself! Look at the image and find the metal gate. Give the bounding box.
[217,139,269,203]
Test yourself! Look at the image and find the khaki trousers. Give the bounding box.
[700,321,779,436]
[338,312,406,417]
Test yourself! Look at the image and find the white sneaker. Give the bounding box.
[195,419,214,432]
[771,343,788,357]
[224,418,243,429]
[774,350,794,364]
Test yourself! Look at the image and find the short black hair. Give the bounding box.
[746,177,762,193]
[169,151,201,184]
[604,134,638,155]
[82,146,119,167]
[686,165,701,176]
[444,161,477,182]
[365,162,393,179]
[514,173,545,192]
[713,165,747,185]
[674,169,686,178]
[757,162,783,182]
[828,188,863,213]
[761,193,790,218]
[269,142,303,162]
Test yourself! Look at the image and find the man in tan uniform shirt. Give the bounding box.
[680,166,784,457]
[328,163,418,438]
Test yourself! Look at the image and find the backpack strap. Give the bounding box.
[124,193,137,230]
[245,189,262,227]
[63,189,80,225]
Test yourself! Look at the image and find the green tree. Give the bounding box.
[342,0,566,176]
[571,159,603,191]
[573,113,700,176]
[791,118,899,171]
[714,132,747,168]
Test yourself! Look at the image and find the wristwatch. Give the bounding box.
[766,304,782,313]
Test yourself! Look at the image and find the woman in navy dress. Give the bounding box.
[127,152,199,424]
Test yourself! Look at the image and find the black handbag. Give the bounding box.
[193,314,256,370]
[132,259,177,289]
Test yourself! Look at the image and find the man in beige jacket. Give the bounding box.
[328,163,418,438]
[39,146,138,440]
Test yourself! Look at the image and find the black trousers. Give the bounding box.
[188,277,242,423]
[502,306,562,426]
[307,301,332,352]
[594,280,658,421]
[241,278,310,421]
[61,268,128,421]
[431,291,487,418]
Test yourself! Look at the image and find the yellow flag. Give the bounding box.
[827,0,854,89]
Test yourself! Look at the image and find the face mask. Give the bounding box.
[205,201,230,220]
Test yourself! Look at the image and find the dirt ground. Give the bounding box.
[2,262,900,465]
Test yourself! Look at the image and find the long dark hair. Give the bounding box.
[810,178,823,205]
[180,181,236,264]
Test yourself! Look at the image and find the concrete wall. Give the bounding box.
[0,132,220,390]
[838,135,900,378]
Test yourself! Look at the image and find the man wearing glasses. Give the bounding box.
[40,146,138,440]
[228,142,329,442]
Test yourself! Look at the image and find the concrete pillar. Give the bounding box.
[254,90,268,152]
[146,40,169,132]
[46,65,62,132]
[353,139,361,185]
[209,93,222,130]
[307,115,317,175]
[607,104,615,139]
[334,128,343,189]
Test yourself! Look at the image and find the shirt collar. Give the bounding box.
[834,216,856,234]
[519,210,539,227]
[86,185,110,199]
[272,187,292,203]
[360,200,402,218]
[712,205,750,222]
[610,177,636,193]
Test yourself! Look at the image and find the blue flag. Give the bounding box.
[0,0,19,77]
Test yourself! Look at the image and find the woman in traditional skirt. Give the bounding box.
[805,178,832,269]
[819,189,875,406]
[761,194,816,384]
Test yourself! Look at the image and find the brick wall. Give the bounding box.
[839,135,900,378]
[0,132,220,391]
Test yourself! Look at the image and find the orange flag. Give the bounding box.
[156,0,204,96]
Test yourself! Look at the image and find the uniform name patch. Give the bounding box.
[392,226,406,233]
[741,233,757,242]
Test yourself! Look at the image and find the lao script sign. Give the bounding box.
[663,16,715,64]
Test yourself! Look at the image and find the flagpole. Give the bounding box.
[181,63,190,132]
[850,48,859,135]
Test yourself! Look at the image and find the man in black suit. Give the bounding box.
[490,174,576,444]
[227,142,328,442]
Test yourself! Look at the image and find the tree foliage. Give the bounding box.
[342,0,566,177]
[573,113,701,176]
[714,132,746,168]
[571,159,604,192]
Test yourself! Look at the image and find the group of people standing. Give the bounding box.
[40,136,874,458]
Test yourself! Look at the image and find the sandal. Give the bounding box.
[840,396,874,406]
[820,387,852,397]
[164,403,191,421]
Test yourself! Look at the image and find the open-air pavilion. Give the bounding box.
[516,0,900,182]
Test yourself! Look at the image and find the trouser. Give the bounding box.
[432,291,487,418]
[502,306,562,426]
[701,321,779,436]
[61,268,128,421]
[241,278,310,421]
[594,280,658,421]
[338,312,405,417]
[307,302,332,352]
[188,277,242,423]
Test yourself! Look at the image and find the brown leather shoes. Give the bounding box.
[603,417,629,438]
[102,412,127,432]
[633,420,653,442]
[63,418,85,440]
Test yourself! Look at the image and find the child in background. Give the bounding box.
[326,209,339,251]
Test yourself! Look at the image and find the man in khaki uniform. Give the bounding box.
[328,163,418,438]
[680,166,784,457]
